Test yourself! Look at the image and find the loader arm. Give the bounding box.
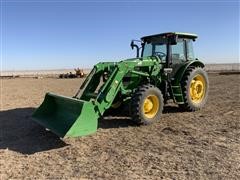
[75,58,160,115]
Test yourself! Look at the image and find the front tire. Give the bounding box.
[180,67,209,111]
[131,84,164,125]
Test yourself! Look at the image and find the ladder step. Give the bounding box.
[173,94,182,96]
[177,102,184,104]
[171,86,180,88]
[85,92,98,98]
[171,84,184,104]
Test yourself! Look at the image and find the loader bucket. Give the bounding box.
[32,93,99,138]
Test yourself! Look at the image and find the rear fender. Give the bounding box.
[173,60,205,84]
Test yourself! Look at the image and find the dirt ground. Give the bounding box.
[0,74,239,179]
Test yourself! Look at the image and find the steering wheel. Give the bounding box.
[154,51,166,59]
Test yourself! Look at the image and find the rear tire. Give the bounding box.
[180,67,209,111]
[131,84,164,125]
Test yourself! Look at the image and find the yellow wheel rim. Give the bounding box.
[142,95,159,118]
[190,74,206,103]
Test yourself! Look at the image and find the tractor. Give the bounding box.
[33,32,209,138]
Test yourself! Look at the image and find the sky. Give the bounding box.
[0,0,239,70]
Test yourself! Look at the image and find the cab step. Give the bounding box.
[170,84,184,104]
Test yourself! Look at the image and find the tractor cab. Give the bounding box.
[131,32,198,77]
[132,32,197,68]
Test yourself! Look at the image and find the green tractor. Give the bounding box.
[33,32,209,138]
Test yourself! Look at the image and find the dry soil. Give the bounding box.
[0,74,239,179]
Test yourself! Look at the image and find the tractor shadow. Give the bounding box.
[98,107,137,129]
[163,105,183,114]
[0,108,135,155]
[0,105,182,154]
[99,116,137,129]
[99,104,183,129]
[0,108,67,155]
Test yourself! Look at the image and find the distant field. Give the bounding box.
[1,63,239,77]
[0,69,91,77]
[206,63,239,72]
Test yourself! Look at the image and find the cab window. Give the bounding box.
[142,43,152,57]
[171,40,186,63]
[142,42,167,62]
[187,40,195,60]
[153,44,167,62]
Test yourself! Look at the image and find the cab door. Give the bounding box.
[170,38,187,78]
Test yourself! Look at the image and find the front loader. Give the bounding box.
[33,32,209,138]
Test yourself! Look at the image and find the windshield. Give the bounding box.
[142,38,167,61]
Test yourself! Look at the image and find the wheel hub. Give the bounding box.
[143,99,153,113]
[143,95,159,118]
[190,74,206,103]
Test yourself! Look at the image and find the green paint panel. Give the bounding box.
[32,93,98,138]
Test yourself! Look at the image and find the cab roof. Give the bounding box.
[141,32,198,41]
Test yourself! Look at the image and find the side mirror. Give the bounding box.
[130,40,141,58]
[130,40,135,50]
